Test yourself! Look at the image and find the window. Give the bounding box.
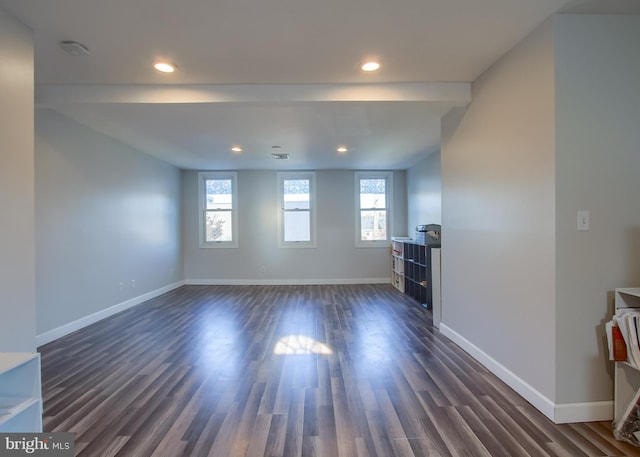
[278,172,316,248]
[198,172,238,248]
[355,171,392,247]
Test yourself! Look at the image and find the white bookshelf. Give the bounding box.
[612,287,640,449]
[0,352,42,432]
[391,237,411,293]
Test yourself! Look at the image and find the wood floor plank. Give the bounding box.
[37,284,640,457]
[284,387,305,457]
[477,396,555,457]
[264,413,288,457]
[365,408,405,457]
[245,414,272,457]
[455,404,530,457]
[579,422,640,456]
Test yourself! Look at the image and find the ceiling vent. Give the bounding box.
[271,145,288,160]
[59,41,90,56]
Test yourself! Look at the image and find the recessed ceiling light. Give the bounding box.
[231,146,243,153]
[337,146,348,154]
[361,61,381,72]
[154,62,176,73]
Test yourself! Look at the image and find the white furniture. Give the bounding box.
[614,288,640,424]
[0,352,42,432]
[391,237,411,293]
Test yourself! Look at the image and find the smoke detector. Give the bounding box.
[271,145,289,160]
[59,41,90,56]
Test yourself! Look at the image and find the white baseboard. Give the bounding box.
[439,323,613,423]
[553,401,613,424]
[185,278,391,286]
[36,281,185,347]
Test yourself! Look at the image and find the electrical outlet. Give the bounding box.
[131,279,136,288]
[119,282,124,291]
[577,210,590,231]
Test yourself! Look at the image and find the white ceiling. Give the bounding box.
[2,0,639,170]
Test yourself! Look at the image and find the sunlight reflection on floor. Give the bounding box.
[273,335,333,355]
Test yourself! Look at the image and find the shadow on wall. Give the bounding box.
[600,290,616,389]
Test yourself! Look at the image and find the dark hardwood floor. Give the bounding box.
[39,285,640,457]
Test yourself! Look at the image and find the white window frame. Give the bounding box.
[355,171,393,248]
[198,171,238,248]
[277,171,317,248]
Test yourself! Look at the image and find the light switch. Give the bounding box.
[577,210,589,231]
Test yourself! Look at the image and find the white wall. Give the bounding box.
[35,110,183,339]
[554,15,640,405]
[0,9,36,352]
[183,169,406,283]
[440,18,558,414]
[407,151,441,235]
[438,14,640,422]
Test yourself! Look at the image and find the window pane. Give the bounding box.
[360,210,387,240]
[205,211,232,242]
[205,179,233,210]
[284,179,310,210]
[284,211,310,241]
[360,178,386,209]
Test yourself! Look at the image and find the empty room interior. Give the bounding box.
[2,0,640,456]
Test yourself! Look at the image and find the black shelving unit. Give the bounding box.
[403,241,440,308]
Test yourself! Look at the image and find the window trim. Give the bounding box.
[277,171,317,248]
[198,171,239,248]
[355,171,393,248]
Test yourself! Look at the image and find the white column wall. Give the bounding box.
[440,19,557,414]
[554,14,640,405]
[0,8,36,352]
